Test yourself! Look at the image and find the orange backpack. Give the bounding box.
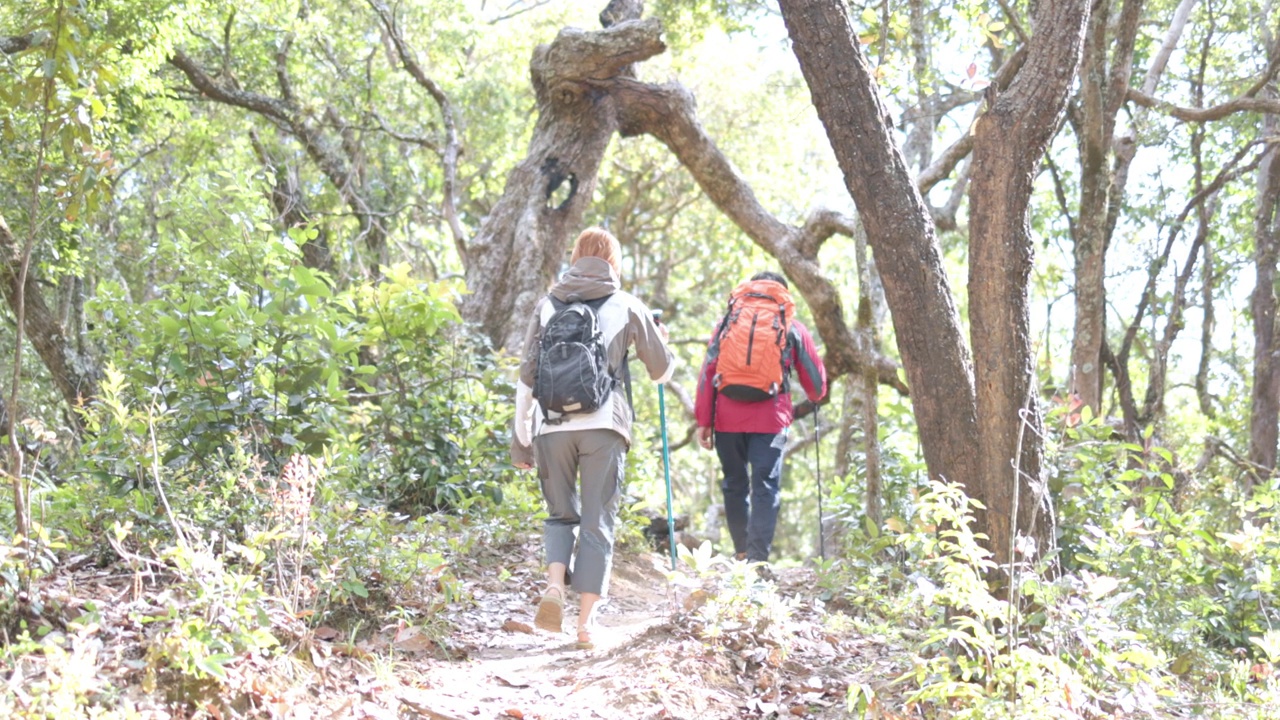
[710,279,794,401]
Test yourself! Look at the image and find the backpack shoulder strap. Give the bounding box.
[707,310,732,360]
[622,346,634,421]
[584,293,612,310]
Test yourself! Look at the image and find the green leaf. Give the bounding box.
[342,579,369,598]
[196,653,235,679]
[157,315,181,335]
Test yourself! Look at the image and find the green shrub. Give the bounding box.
[87,245,518,513]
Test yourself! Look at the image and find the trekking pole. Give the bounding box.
[815,403,825,561]
[653,310,678,570]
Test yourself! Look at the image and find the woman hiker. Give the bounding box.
[510,226,676,649]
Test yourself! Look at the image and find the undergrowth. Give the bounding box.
[818,410,1280,719]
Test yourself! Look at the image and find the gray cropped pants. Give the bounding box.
[534,429,627,597]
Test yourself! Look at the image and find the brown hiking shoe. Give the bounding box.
[534,586,565,633]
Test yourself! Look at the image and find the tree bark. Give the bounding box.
[1069,0,1143,415]
[460,16,661,351]
[778,0,982,502]
[1248,105,1280,486]
[970,0,1089,568]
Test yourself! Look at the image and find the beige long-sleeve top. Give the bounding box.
[510,257,676,465]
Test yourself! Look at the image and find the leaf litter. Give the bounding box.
[3,533,907,719]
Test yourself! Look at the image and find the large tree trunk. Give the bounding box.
[1248,103,1280,487]
[969,0,1090,568]
[460,14,662,351]
[777,0,982,502]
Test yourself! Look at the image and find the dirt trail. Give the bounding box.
[8,540,897,719]
[414,553,695,719]
[407,548,896,720]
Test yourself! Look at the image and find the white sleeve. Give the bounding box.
[515,379,535,446]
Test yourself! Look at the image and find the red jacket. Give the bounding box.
[694,318,827,434]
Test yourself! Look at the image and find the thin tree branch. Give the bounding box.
[222,9,236,79]
[275,28,297,106]
[1044,155,1076,239]
[1120,141,1268,363]
[487,0,552,24]
[371,111,441,153]
[367,0,469,259]
[929,156,970,231]
[915,46,1025,196]
[170,49,294,122]
[170,48,387,255]
[917,133,974,196]
[796,208,859,259]
[994,0,1029,47]
[1127,88,1280,122]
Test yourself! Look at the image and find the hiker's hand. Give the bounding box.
[698,426,713,450]
[514,461,534,470]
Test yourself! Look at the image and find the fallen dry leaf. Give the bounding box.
[393,626,435,653]
[502,619,534,634]
[495,674,530,688]
[683,589,709,612]
[756,670,776,691]
[503,709,524,719]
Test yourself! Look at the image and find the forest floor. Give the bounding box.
[399,544,905,720]
[7,533,912,720]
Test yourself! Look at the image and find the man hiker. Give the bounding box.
[694,271,827,566]
[511,226,676,649]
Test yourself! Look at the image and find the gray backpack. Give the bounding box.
[533,294,617,424]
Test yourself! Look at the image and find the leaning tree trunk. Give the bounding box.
[0,214,100,428]
[1248,102,1280,487]
[461,10,663,352]
[969,0,1090,569]
[777,0,982,501]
